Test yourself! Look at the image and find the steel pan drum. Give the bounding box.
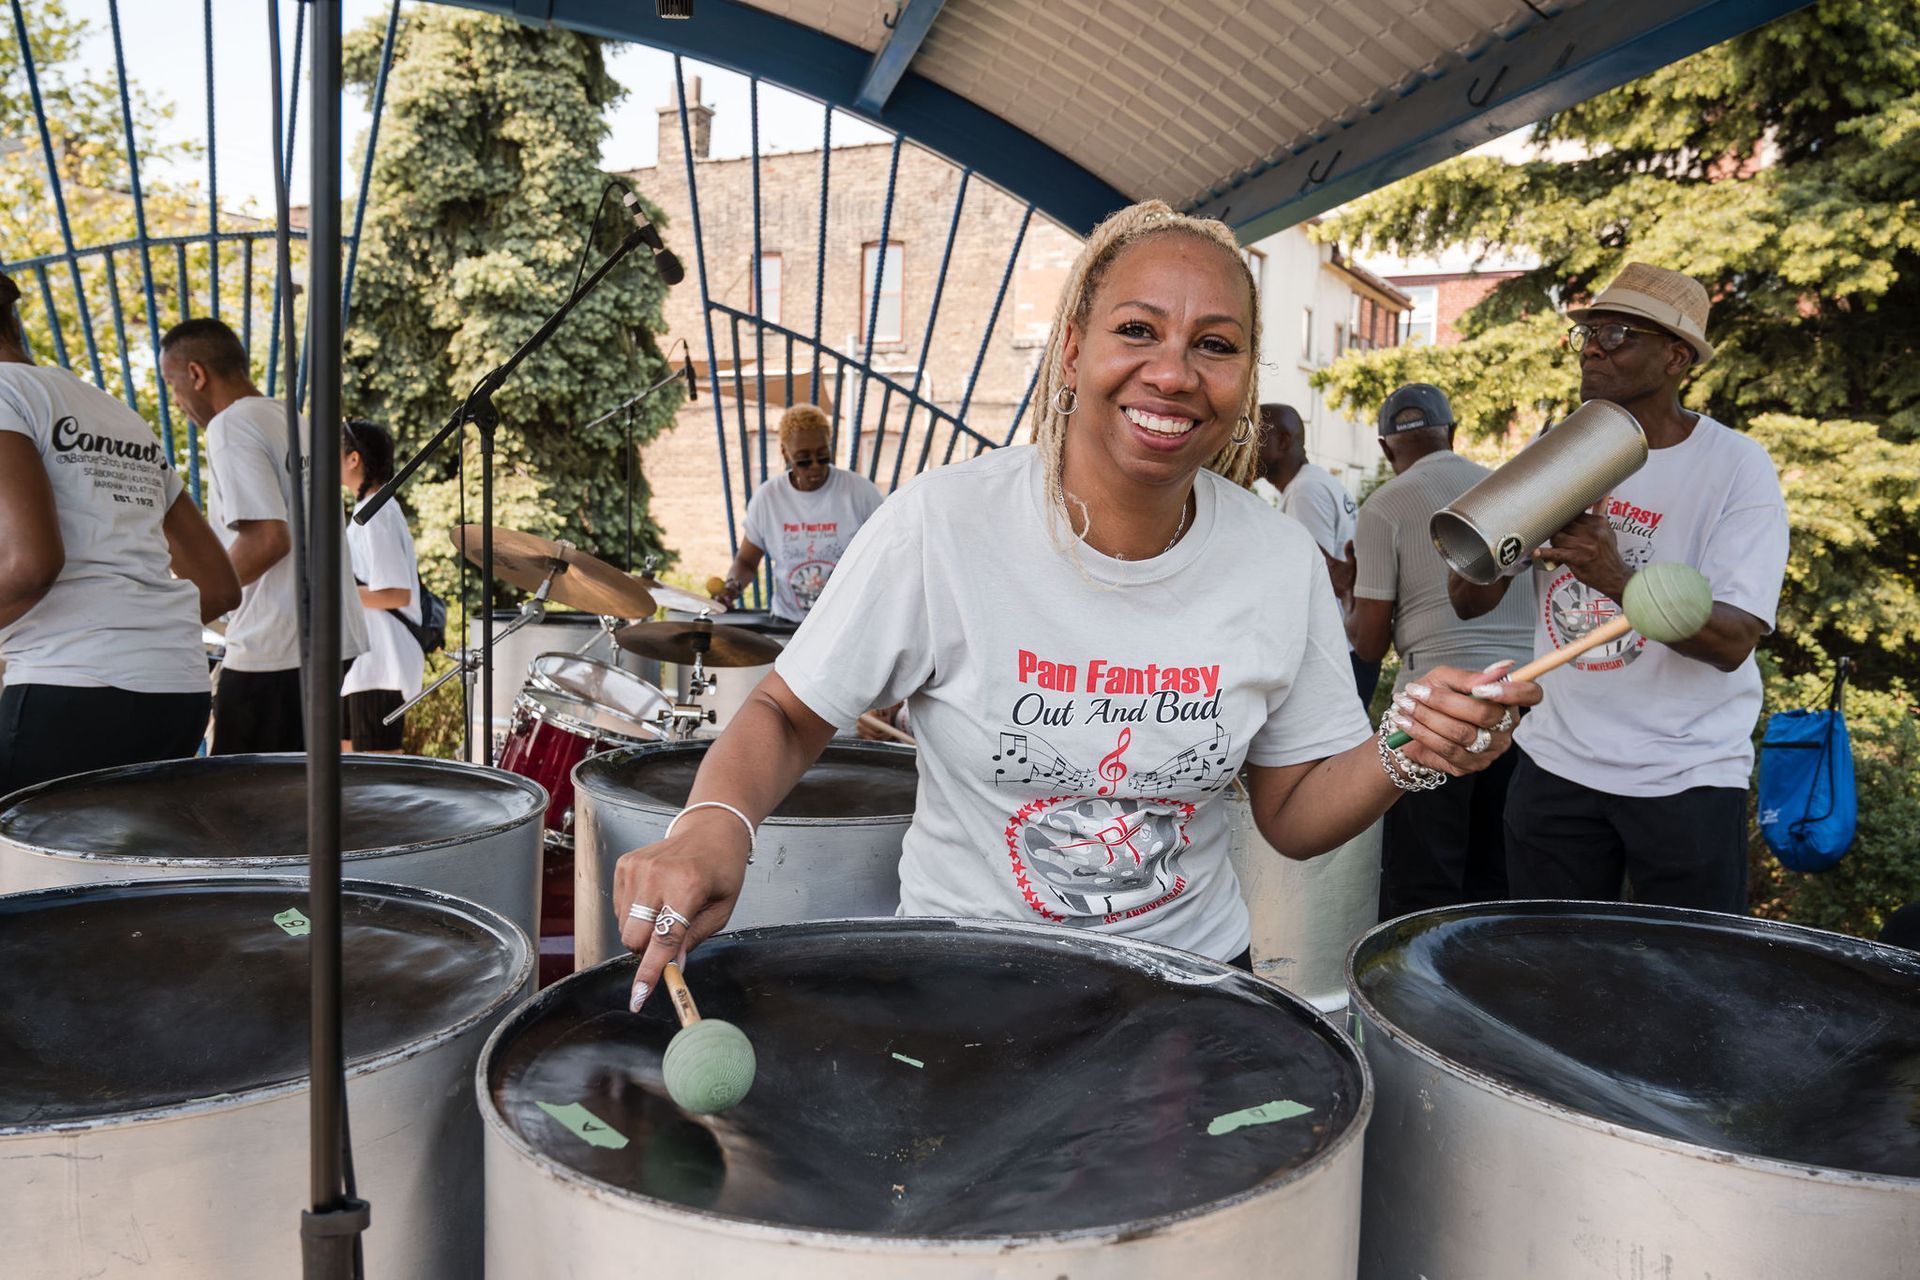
[1347,901,1920,1279]
[1,877,532,1279]
[1225,784,1380,1010]
[0,753,546,945]
[481,918,1369,1277]
[573,739,917,968]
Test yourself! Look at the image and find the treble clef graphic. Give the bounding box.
[1096,727,1132,797]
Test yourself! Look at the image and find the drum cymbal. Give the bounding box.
[641,577,726,615]
[614,619,785,667]
[450,525,656,619]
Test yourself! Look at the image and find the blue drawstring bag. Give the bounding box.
[1757,659,1857,872]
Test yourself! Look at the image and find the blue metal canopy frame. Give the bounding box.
[457,0,1127,235]
[452,0,1811,242]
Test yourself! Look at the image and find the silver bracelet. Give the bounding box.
[664,801,757,864]
[1377,708,1448,792]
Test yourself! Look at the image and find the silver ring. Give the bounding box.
[653,907,690,937]
[1495,708,1516,733]
[627,904,659,924]
[1467,727,1493,755]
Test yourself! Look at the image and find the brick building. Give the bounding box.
[620,80,1080,575]
[1384,262,1527,347]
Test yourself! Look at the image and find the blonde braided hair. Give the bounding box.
[1028,200,1261,554]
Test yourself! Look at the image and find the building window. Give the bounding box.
[861,241,904,347]
[1300,307,1314,364]
[1404,285,1438,346]
[755,252,782,325]
[1334,322,1346,359]
[1242,246,1267,298]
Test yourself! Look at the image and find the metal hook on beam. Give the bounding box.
[1306,149,1343,185]
[1466,65,1508,108]
[882,2,903,29]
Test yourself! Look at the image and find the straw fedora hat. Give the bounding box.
[1567,262,1715,365]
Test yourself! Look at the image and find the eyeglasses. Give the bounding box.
[1567,322,1673,354]
[788,452,831,469]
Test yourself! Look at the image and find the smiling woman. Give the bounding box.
[605,200,1542,1013]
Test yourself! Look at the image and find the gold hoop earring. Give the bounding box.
[1232,415,1254,445]
[1053,384,1079,416]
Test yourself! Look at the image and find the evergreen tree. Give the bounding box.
[341,8,681,600]
[1312,0,1920,935]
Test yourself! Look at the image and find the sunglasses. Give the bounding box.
[788,452,831,469]
[1566,322,1674,354]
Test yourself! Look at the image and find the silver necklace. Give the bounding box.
[1162,493,1190,554]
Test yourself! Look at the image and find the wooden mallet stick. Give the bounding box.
[1387,562,1713,750]
[658,961,757,1115]
[857,712,916,745]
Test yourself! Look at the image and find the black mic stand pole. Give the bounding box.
[357,224,656,763]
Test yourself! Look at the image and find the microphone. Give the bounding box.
[681,344,698,402]
[620,187,685,285]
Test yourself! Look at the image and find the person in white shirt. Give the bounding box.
[710,403,885,623]
[158,318,368,755]
[0,270,240,792]
[339,420,423,753]
[608,200,1541,1013]
[1254,402,1372,703]
[1450,263,1789,914]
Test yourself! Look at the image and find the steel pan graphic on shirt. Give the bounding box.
[1541,533,1656,673]
[785,559,833,612]
[1004,795,1196,923]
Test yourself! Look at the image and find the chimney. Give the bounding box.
[658,75,714,164]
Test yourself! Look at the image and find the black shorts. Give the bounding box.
[211,662,355,755]
[0,682,210,794]
[344,688,406,752]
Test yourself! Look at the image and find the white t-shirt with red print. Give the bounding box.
[741,467,885,622]
[1513,414,1788,796]
[775,445,1372,961]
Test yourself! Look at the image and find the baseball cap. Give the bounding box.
[1377,383,1454,436]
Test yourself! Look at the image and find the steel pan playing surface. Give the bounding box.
[487,919,1366,1236]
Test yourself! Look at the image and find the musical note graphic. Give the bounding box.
[991,729,1092,789]
[1096,727,1132,796]
[1136,722,1234,791]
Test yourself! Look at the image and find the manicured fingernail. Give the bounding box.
[1472,683,1503,698]
[1481,659,1516,676]
[1393,694,1414,711]
[629,983,649,1013]
[1391,713,1413,730]
[1407,683,1431,700]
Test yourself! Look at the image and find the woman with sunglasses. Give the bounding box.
[710,403,884,623]
[339,419,424,753]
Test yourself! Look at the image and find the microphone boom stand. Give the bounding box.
[357,224,655,763]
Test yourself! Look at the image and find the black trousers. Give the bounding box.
[1350,652,1382,710]
[212,665,304,755]
[1503,747,1748,914]
[0,683,210,794]
[1379,747,1515,922]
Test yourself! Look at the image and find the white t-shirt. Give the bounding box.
[0,364,207,693]
[342,495,424,699]
[741,467,885,621]
[1280,462,1357,559]
[1514,415,1788,796]
[776,446,1373,960]
[204,397,368,673]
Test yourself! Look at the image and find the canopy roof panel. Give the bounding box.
[444,0,1812,237]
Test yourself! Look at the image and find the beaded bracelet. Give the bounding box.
[1376,707,1448,792]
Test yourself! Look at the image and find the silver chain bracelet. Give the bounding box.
[1377,707,1448,791]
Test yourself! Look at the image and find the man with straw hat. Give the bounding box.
[1450,263,1788,915]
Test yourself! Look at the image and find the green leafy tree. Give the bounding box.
[341,8,681,604]
[1313,0,1920,936]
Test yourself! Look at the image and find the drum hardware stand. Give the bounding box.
[664,614,720,740]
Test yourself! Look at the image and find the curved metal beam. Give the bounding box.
[1188,0,1816,241]
[445,0,1125,234]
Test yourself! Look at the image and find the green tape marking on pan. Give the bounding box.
[1207,1099,1311,1137]
[536,1101,629,1150]
[890,1052,924,1069]
[273,907,310,937]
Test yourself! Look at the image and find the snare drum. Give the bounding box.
[497,689,656,845]
[527,652,673,731]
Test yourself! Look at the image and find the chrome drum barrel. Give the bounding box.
[1347,901,1920,1279]
[0,753,546,947]
[0,877,531,1279]
[482,918,1369,1277]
